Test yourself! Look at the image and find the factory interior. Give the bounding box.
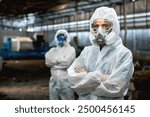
[0,0,150,100]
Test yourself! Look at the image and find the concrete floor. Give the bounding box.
[0,60,50,100]
[0,59,150,100]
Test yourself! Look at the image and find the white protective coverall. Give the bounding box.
[67,7,134,100]
[45,29,76,100]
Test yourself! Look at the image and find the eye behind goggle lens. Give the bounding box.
[91,20,113,31]
[57,34,67,40]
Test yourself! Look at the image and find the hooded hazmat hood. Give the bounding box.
[55,29,71,46]
[89,7,121,46]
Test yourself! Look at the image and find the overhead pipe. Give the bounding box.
[146,0,148,28]
[123,0,127,46]
[133,0,136,54]
[75,0,78,38]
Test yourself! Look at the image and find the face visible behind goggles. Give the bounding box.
[92,18,112,37]
[91,18,113,46]
[57,34,67,47]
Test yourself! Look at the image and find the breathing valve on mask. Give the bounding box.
[57,34,67,47]
[96,33,105,45]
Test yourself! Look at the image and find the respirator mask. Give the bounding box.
[92,19,112,46]
[57,34,67,47]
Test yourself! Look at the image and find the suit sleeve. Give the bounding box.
[92,50,134,98]
[45,48,57,67]
[67,47,102,95]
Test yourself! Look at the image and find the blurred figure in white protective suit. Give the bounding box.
[45,29,76,100]
[67,7,134,100]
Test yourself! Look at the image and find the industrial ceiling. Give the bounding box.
[0,0,137,28]
[0,0,76,16]
[0,0,124,17]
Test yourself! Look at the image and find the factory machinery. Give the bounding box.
[0,34,48,71]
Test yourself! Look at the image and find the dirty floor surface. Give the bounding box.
[0,60,50,100]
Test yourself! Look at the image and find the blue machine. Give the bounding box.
[0,37,48,60]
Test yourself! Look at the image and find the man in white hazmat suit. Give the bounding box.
[45,29,76,100]
[67,7,134,100]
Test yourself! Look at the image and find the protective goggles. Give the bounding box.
[57,34,67,41]
[91,18,112,31]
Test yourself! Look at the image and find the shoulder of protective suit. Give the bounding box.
[85,45,95,49]
[83,45,100,52]
[75,46,90,56]
[69,46,76,51]
[48,47,58,52]
[51,47,57,50]
[83,45,93,51]
[116,44,133,58]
